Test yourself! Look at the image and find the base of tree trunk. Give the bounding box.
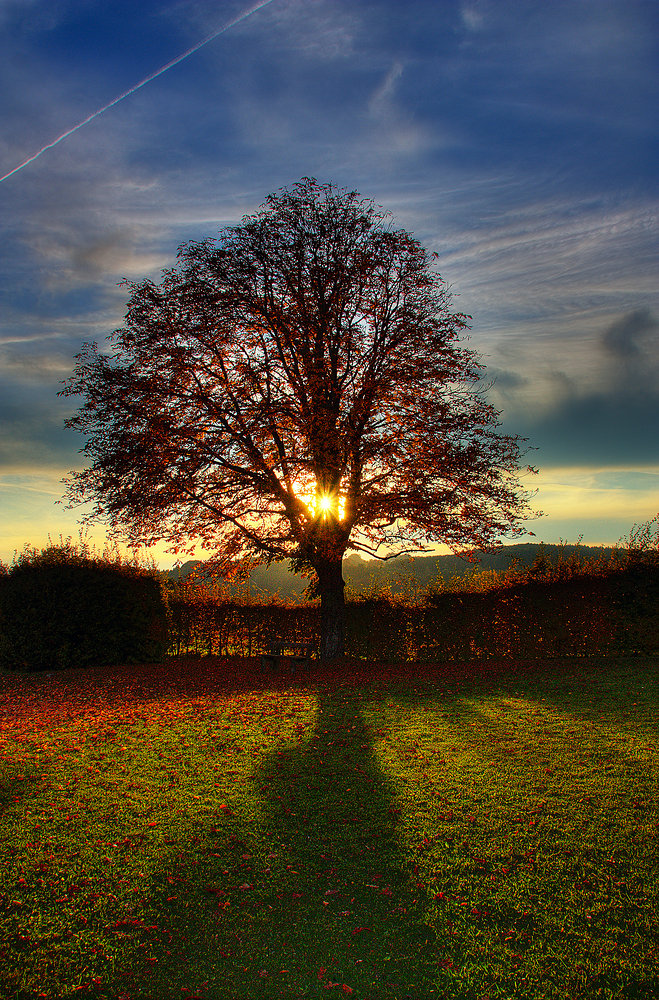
[317,560,346,660]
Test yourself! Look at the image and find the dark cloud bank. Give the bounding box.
[494,309,659,466]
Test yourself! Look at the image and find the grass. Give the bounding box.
[0,655,657,1000]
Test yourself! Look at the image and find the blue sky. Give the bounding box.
[1,0,657,567]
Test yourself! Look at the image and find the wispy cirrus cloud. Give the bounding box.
[189,0,359,61]
[27,225,169,289]
[369,59,404,111]
[0,0,279,184]
[0,0,656,561]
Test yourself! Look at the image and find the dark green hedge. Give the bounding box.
[164,562,658,662]
[0,546,169,671]
[3,545,655,669]
[417,561,659,660]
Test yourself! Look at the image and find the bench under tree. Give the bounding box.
[260,642,316,672]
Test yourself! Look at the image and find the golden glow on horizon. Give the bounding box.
[534,466,659,520]
[1,465,657,566]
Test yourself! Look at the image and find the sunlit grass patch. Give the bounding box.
[363,668,658,997]
[0,656,657,999]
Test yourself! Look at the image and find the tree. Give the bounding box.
[61,178,536,660]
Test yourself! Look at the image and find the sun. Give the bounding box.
[290,481,345,519]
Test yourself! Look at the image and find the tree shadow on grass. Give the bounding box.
[246,686,439,996]
[124,685,442,1000]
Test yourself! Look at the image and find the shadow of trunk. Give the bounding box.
[124,687,441,999]
[246,686,438,994]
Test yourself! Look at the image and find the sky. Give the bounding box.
[0,0,657,568]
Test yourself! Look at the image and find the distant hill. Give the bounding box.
[166,543,619,602]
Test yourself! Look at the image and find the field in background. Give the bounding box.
[1,655,657,999]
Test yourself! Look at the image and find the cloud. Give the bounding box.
[369,60,404,111]
[601,309,659,388]
[174,0,358,62]
[453,0,655,134]
[0,348,72,380]
[0,408,75,470]
[419,192,659,414]
[460,1,489,32]
[489,366,577,419]
[489,369,528,391]
[0,0,60,29]
[70,231,168,281]
[601,307,658,361]
[494,375,659,470]
[363,59,438,156]
[18,204,172,292]
[235,0,359,61]
[535,465,659,524]
[485,302,659,468]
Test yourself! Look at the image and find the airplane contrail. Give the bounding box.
[0,0,277,184]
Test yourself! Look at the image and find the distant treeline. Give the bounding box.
[1,526,657,670]
[164,545,659,662]
[167,542,623,603]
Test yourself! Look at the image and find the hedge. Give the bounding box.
[0,543,168,672]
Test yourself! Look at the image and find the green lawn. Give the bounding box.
[0,656,657,999]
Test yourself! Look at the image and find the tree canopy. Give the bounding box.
[62,178,536,657]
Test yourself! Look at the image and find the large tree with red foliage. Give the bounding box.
[62,178,535,659]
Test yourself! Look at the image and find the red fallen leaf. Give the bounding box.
[147,821,157,827]
[351,926,371,935]
[317,966,327,980]
[342,987,354,995]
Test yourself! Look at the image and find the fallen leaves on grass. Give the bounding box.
[0,655,657,1000]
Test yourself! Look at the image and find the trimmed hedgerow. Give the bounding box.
[161,560,658,662]
[0,541,168,672]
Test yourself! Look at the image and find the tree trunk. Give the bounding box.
[317,559,346,661]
